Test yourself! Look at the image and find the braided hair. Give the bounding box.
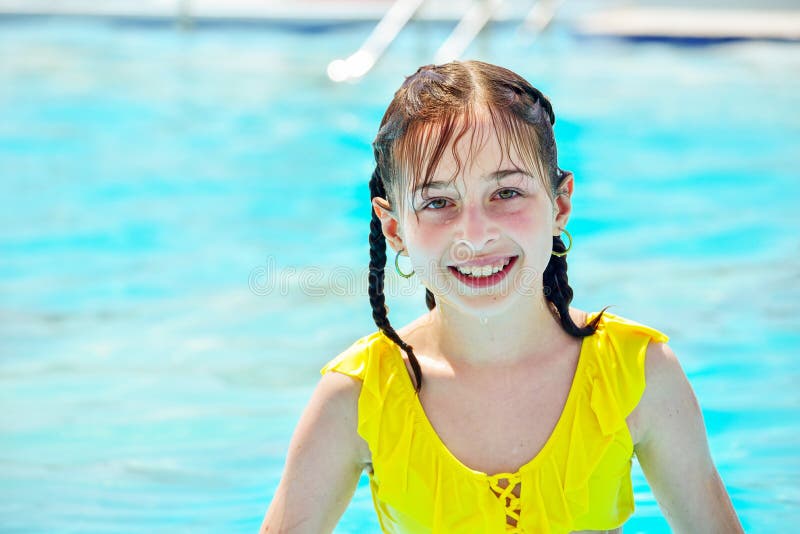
[368,61,608,394]
[369,165,425,391]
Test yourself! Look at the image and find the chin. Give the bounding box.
[434,289,526,317]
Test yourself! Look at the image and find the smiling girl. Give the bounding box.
[260,60,743,533]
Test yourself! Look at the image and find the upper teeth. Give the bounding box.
[455,258,511,277]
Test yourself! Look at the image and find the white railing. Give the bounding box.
[327,0,426,82]
[519,0,562,36]
[434,0,504,64]
[327,0,561,82]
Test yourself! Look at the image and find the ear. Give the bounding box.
[371,197,406,254]
[553,170,574,235]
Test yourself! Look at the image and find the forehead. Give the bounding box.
[436,123,514,176]
[406,116,531,193]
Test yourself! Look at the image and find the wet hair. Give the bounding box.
[368,60,608,394]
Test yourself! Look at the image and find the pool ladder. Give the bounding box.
[326,0,561,82]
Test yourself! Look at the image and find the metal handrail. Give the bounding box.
[327,0,426,82]
[328,0,561,82]
[518,0,562,36]
[434,0,504,64]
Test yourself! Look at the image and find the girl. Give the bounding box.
[260,60,743,533]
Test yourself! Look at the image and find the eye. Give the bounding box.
[422,198,450,210]
[495,188,522,200]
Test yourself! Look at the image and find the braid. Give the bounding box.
[543,236,608,336]
[368,166,424,393]
[425,288,436,311]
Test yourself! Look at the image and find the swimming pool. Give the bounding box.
[0,15,798,533]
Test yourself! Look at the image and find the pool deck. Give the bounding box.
[0,0,798,41]
[576,7,800,42]
[0,0,509,23]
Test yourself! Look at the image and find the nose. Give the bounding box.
[452,203,499,257]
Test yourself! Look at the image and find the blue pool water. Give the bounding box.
[1,17,798,533]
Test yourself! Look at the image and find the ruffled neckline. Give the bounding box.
[378,310,602,480]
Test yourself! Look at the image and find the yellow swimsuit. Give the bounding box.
[320,311,669,533]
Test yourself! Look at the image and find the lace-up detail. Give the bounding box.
[488,473,523,532]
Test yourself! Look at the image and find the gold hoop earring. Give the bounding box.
[552,228,572,257]
[394,249,415,278]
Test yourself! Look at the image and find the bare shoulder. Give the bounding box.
[642,341,695,408]
[319,367,363,399]
[317,370,372,466]
[630,340,700,447]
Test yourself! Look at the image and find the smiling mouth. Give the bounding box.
[447,256,518,287]
[452,257,513,277]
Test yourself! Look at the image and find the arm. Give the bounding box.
[259,371,370,534]
[633,342,744,533]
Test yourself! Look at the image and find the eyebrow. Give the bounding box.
[413,169,532,194]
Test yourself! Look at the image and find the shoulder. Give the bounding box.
[643,341,684,388]
[585,310,673,442]
[631,340,702,447]
[315,369,366,449]
[319,330,390,380]
[589,310,671,383]
[317,365,365,398]
[641,340,696,415]
[585,310,670,382]
[316,332,384,436]
[590,309,669,341]
[316,340,380,466]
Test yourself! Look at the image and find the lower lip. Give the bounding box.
[448,256,518,289]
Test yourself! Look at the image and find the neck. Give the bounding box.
[423,294,583,370]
